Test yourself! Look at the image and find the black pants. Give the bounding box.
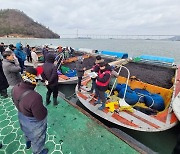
[96,89,106,104]
[18,60,25,74]
[27,55,32,62]
[47,85,58,98]
[78,77,82,89]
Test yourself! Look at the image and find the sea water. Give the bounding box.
[1,38,180,63]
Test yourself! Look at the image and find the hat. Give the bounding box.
[5,47,11,52]
[46,53,55,63]
[22,67,37,85]
[9,44,15,48]
[95,58,104,64]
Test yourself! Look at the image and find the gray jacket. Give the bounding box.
[75,60,85,77]
[2,59,22,86]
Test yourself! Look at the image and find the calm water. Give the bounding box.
[1,38,180,63]
[1,38,180,153]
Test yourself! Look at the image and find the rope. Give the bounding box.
[56,53,64,70]
[66,92,76,99]
[136,93,155,108]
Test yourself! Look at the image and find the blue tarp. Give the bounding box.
[139,55,174,63]
[99,50,128,59]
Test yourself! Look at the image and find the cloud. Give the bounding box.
[1,0,180,36]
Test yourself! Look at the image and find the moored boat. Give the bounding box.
[75,55,180,132]
[57,54,120,84]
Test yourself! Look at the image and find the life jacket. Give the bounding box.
[96,70,111,87]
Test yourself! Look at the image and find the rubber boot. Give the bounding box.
[78,86,81,92]
[46,93,51,105]
[53,97,58,106]
[94,98,101,105]
[1,89,8,98]
[98,103,105,110]
[0,143,2,149]
[26,141,31,149]
[40,148,48,154]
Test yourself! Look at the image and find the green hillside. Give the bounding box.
[0,9,60,38]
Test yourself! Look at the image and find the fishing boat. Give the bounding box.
[57,53,120,84]
[75,55,180,132]
[77,48,128,58]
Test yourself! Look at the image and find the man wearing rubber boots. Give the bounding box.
[95,62,111,110]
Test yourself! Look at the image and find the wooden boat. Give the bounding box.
[75,55,180,132]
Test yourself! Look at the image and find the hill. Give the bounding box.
[0,9,60,38]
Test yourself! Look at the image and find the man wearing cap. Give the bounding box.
[12,67,48,154]
[88,55,104,94]
[95,61,111,110]
[0,42,5,55]
[42,45,49,62]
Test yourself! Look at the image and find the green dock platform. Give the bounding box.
[0,84,139,154]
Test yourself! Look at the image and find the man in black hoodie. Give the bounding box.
[41,53,59,106]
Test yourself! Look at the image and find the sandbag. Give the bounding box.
[60,66,70,74]
[134,88,150,103]
[116,84,131,92]
[66,70,77,77]
[144,94,165,111]
[118,88,139,105]
[38,56,44,62]
[134,88,150,95]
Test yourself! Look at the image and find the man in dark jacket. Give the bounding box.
[12,67,48,154]
[42,45,49,62]
[95,62,111,110]
[41,53,59,106]
[25,44,32,62]
[75,56,86,91]
[88,55,104,93]
[0,44,9,98]
[0,59,9,98]
[0,42,5,55]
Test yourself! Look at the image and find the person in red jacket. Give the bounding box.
[95,62,111,110]
[12,67,48,154]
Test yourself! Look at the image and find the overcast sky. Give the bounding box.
[1,0,180,37]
